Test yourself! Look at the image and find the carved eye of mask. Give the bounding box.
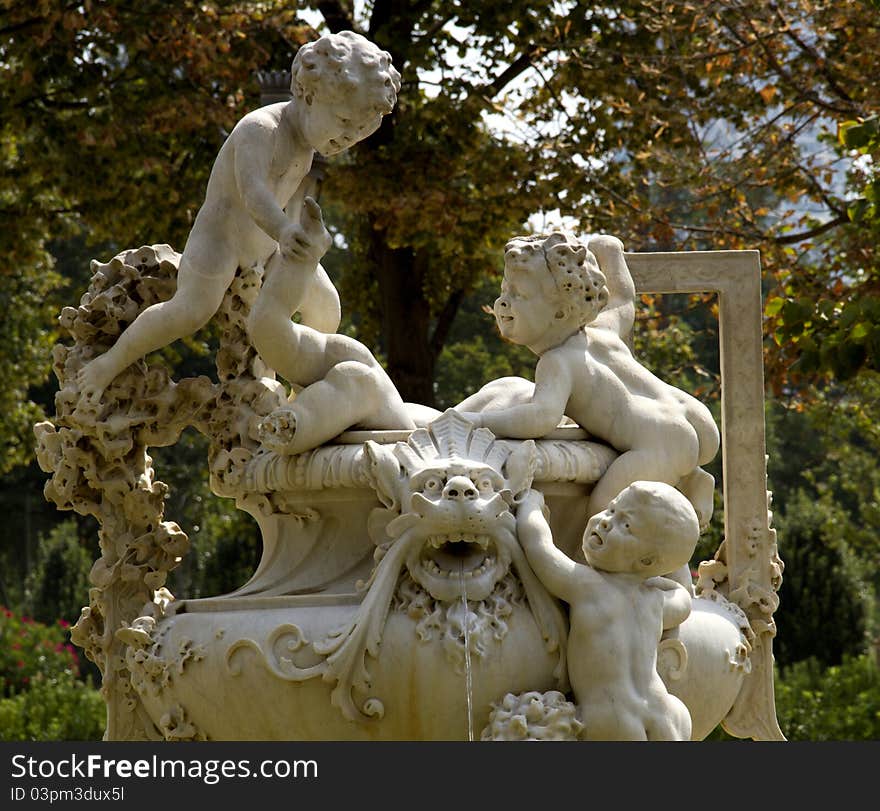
[423,476,443,494]
[475,475,495,493]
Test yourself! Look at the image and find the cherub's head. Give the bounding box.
[493,231,609,352]
[291,31,401,156]
[582,481,699,576]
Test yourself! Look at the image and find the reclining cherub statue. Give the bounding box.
[457,231,720,527]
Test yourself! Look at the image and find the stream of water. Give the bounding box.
[460,563,474,742]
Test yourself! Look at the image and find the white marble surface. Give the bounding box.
[34,30,784,742]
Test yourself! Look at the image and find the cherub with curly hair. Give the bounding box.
[459,232,719,526]
[77,31,400,402]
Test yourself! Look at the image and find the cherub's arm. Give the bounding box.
[517,489,593,603]
[232,116,292,245]
[461,350,572,438]
[587,235,635,338]
[646,575,693,630]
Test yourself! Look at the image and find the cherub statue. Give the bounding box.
[458,232,719,525]
[76,31,400,403]
[516,482,698,740]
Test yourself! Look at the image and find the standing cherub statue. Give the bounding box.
[517,482,698,740]
[76,31,400,403]
[458,232,720,526]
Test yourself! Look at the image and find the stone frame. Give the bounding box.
[625,248,785,740]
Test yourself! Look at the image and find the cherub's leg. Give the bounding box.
[454,377,535,413]
[587,450,652,517]
[259,360,415,454]
[587,445,695,519]
[76,257,231,400]
[677,466,716,530]
[249,251,346,385]
[646,695,692,741]
[297,263,341,334]
[579,704,647,741]
[404,402,443,427]
[683,399,721,467]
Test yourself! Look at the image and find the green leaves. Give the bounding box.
[768,294,880,382]
[775,655,880,741]
[839,115,880,152]
[840,116,880,226]
[3,0,878,409]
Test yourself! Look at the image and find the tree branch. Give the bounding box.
[484,51,540,98]
[0,2,81,38]
[735,10,856,118]
[773,214,850,245]
[771,1,856,108]
[316,1,355,33]
[415,13,456,44]
[0,14,45,37]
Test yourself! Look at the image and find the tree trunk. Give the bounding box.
[369,232,436,407]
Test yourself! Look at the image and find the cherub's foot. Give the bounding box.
[258,405,299,453]
[678,466,716,531]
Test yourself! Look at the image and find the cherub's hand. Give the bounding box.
[456,411,484,428]
[279,197,332,263]
[517,487,547,519]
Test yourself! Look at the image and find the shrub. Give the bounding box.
[0,605,105,741]
[24,518,94,627]
[0,606,80,696]
[0,672,105,741]
[774,654,880,741]
[773,491,872,668]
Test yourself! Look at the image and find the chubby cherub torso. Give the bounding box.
[540,324,697,451]
[566,570,669,702]
[187,102,314,273]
